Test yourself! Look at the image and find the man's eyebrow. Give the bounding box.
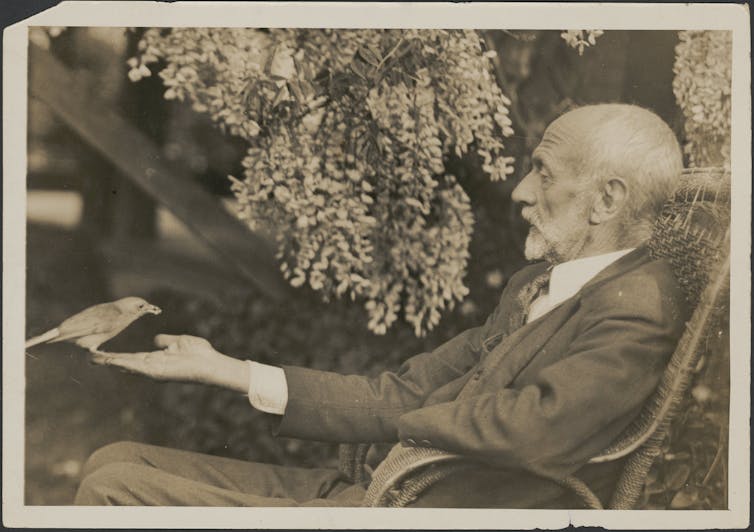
[531,153,551,174]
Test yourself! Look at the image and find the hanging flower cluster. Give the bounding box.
[560,30,604,55]
[672,31,732,168]
[129,29,514,336]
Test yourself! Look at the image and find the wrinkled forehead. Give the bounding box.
[533,113,592,169]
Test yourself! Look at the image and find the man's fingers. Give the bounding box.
[90,352,128,367]
[154,334,181,348]
[90,352,152,371]
[89,353,111,366]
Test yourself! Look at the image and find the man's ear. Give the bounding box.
[590,177,628,224]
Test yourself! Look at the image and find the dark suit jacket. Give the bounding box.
[275,247,688,507]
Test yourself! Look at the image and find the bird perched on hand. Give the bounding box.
[25,297,162,353]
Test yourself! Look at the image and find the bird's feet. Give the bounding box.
[88,349,112,366]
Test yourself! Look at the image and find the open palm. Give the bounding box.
[92,334,221,382]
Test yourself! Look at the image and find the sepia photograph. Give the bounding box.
[3,2,750,529]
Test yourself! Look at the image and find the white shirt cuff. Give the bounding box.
[246,361,289,415]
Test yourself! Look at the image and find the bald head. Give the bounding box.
[513,104,683,263]
[549,104,683,233]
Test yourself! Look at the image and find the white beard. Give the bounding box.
[523,216,590,264]
[524,226,549,261]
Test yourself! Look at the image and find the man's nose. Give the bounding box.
[511,171,536,206]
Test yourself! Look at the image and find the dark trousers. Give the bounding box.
[74,441,367,506]
[75,441,622,507]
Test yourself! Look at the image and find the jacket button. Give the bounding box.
[406,438,417,446]
[472,369,483,380]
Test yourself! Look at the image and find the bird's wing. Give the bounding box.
[53,303,124,342]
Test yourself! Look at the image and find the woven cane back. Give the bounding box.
[595,167,731,508]
[349,167,731,508]
[588,167,730,467]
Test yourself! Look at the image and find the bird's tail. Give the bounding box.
[25,328,60,348]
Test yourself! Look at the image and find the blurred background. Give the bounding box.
[25,28,726,508]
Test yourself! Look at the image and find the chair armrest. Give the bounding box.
[362,445,466,507]
[361,444,605,508]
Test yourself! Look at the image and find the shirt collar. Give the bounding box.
[547,248,636,307]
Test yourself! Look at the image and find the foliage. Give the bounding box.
[673,31,732,167]
[560,30,604,55]
[128,28,516,336]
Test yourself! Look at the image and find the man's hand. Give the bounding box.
[91,334,250,393]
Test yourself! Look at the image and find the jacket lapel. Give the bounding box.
[482,246,652,388]
[484,296,581,386]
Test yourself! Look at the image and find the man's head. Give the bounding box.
[511,104,682,264]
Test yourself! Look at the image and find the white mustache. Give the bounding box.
[521,208,540,227]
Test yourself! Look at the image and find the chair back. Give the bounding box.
[589,167,731,508]
[648,167,730,306]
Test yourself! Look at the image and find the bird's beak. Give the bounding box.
[147,305,162,315]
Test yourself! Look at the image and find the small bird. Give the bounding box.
[25,297,162,354]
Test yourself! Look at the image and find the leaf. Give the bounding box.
[670,487,700,509]
[288,79,305,103]
[263,43,279,77]
[367,43,383,62]
[299,80,316,102]
[271,85,290,108]
[357,45,381,67]
[664,463,691,491]
[128,68,142,82]
[350,58,370,80]
[292,54,307,81]
[405,198,424,210]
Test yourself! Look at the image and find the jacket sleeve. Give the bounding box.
[274,324,486,442]
[272,277,523,443]
[395,274,686,479]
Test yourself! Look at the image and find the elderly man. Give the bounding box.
[76,103,688,507]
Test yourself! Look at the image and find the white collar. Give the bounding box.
[527,248,635,323]
[548,248,635,306]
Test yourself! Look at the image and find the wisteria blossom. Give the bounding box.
[129,29,515,335]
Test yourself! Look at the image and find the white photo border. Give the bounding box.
[3,2,750,529]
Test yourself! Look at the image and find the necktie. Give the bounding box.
[512,268,552,329]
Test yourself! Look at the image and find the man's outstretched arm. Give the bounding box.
[91,316,496,441]
[91,334,252,393]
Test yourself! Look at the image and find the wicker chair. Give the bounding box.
[338,166,731,508]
